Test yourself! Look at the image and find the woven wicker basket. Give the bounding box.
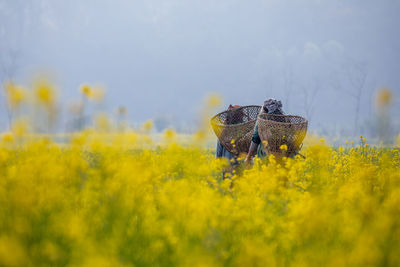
[257,114,308,158]
[211,105,261,156]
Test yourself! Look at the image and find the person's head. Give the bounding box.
[263,99,284,114]
[226,104,243,124]
[228,104,241,110]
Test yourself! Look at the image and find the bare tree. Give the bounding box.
[347,60,367,135]
[0,0,26,129]
[300,77,320,123]
[330,58,367,136]
[282,62,294,112]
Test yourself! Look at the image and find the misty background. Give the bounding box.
[1,0,399,140]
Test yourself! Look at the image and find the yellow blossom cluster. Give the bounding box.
[0,132,399,266]
[80,84,105,102]
[34,77,57,108]
[376,87,393,108]
[4,82,27,109]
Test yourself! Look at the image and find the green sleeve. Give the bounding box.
[252,123,261,145]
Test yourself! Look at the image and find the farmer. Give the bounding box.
[216,104,242,179]
[245,99,284,162]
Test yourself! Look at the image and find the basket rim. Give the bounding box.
[210,105,262,127]
[258,114,308,125]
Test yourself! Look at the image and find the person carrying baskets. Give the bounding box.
[245,98,284,163]
[216,104,243,179]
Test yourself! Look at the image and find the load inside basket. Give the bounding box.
[257,114,308,158]
[211,105,261,156]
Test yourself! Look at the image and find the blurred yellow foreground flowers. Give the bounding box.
[0,132,399,266]
[0,79,399,266]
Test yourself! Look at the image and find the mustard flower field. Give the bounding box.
[0,131,399,267]
[1,80,399,266]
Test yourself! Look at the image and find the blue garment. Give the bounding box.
[216,140,235,161]
[216,140,238,180]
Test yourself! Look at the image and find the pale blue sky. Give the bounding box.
[1,0,399,136]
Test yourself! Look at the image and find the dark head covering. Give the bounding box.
[263,99,284,114]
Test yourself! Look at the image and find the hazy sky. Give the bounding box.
[1,0,399,135]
